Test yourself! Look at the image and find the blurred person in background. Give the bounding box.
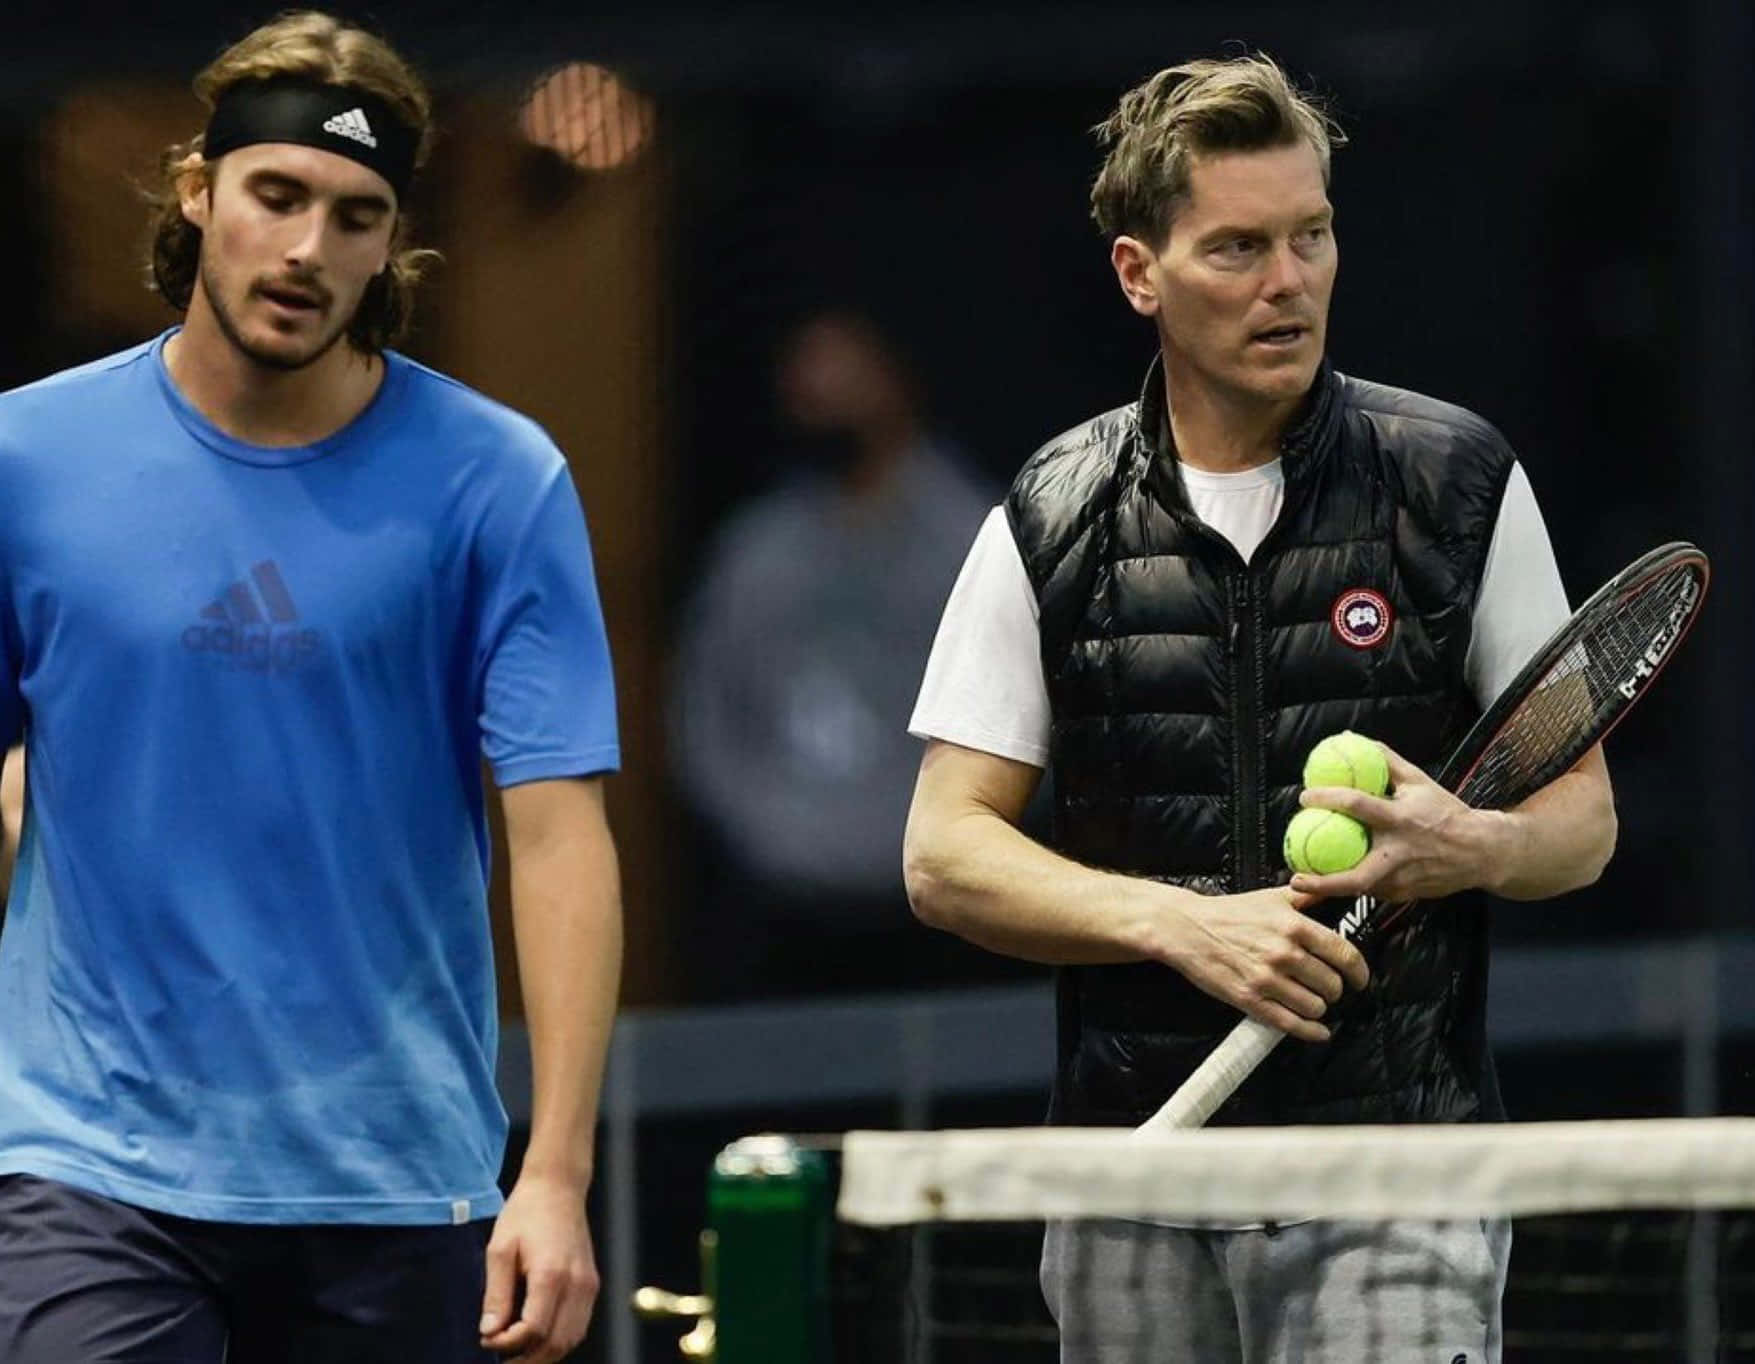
[0,13,620,1364]
[903,55,1614,1361]
[671,311,1000,997]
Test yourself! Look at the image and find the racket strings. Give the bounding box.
[1455,563,1705,810]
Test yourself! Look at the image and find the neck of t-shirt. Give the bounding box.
[164,319,387,450]
[1177,459,1285,494]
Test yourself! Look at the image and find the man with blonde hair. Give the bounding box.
[904,54,1615,1359]
[0,13,619,1363]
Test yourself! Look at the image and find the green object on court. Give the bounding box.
[708,1135,832,1364]
[1283,807,1370,875]
[1302,730,1390,796]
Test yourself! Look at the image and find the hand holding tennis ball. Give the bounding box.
[1284,732,1390,875]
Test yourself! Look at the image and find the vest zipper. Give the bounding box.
[1229,572,1266,890]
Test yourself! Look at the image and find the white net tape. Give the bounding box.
[839,1118,1755,1226]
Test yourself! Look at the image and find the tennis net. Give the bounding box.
[641,1119,1755,1363]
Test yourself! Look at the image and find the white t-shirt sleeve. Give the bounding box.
[908,506,1053,767]
[1465,461,1571,708]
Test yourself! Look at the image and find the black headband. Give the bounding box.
[203,78,419,200]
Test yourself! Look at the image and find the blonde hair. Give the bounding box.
[147,10,440,353]
[1090,55,1344,247]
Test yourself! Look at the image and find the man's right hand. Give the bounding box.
[1146,887,1369,1043]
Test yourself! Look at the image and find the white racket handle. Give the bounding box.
[1132,895,1384,1135]
[1133,1016,1285,1136]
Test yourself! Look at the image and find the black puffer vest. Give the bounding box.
[1007,359,1515,1127]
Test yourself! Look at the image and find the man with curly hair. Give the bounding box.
[0,13,620,1363]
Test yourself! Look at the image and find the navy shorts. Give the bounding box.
[0,1172,497,1363]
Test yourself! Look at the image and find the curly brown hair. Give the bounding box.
[147,10,440,354]
[1090,55,1345,248]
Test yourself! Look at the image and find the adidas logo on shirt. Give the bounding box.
[321,108,378,149]
[181,561,323,675]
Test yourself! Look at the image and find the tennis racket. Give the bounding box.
[1137,541,1711,1136]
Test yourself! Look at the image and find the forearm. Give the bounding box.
[903,803,1186,966]
[507,785,623,1193]
[0,746,21,901]
[904,743,1367,1038]
[1478,748,1616,900]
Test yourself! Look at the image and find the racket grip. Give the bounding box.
[1133,1017,1285,1136]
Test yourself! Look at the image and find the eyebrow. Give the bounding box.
[1195,206,1334,245]
[243,169,393,216]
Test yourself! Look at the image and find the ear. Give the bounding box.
[176,155,212,231]
[1111,235,1162,318]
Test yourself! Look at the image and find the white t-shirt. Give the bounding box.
[910,460,1569,762]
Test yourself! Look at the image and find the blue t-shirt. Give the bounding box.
[0,332,619,1224]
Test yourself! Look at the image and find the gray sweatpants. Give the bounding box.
[1042,1217,1512,1363]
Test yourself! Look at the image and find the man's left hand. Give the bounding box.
[480,1173,600,1363]
[1288,744,1504,903]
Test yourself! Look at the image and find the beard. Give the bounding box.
[199,261,350,373]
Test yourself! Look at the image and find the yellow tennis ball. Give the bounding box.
[1283,808,1371,875]
[1303,731,1389,797]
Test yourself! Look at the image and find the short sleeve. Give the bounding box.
[1466,461,1571,709]
[476,463,620,785]
[908,506,1052,767]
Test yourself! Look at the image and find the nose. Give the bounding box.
[1261,240,1306,302]
[282,208,329,275]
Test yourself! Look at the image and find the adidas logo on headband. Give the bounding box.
[321,108,378,149]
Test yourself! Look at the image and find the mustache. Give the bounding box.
[254,275,332,308]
